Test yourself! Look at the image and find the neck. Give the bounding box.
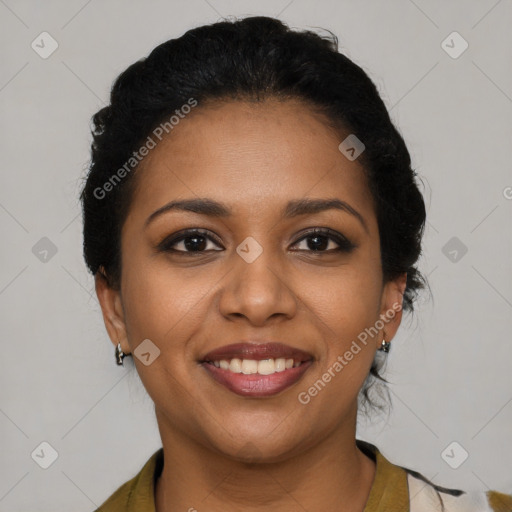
[154,408,376,512]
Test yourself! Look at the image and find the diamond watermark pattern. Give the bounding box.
[441,441,469,469]
[31,441,59,469]
[338,134,365,161]
[133,338,161,366]
[235,441,263,463]
[32,237,58,263]
[31,32,59,59]
[441,31,468,59]
[442,236,468,263]
[236,236,263,263]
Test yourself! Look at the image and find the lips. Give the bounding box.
[201,359,313,397]
[199,342,315,397]
[200,342,314,363]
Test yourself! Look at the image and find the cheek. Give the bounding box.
[120,256,209,349]
[309,252,382,328]
[304,255,382,372]
[319,291,379,368]
[295,282,380,433]
[118,261,207,406]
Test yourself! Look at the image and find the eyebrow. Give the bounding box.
[144,197,368,232]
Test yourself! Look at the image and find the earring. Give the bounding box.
[378,339,390,353]
[115,342,126,366]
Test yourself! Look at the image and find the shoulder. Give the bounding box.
[357,439,512,512]
[405,466,512,512]
[93,448,163,512]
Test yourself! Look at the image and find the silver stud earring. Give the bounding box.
[115,342,126,366]
[378,339,390,353]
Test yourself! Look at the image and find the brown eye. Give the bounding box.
[157,227,355,256]
[158,229,224,254]
[291,228,355,253]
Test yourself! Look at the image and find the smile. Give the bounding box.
[199,341,314,397]
[200,358,313,397]
[207,357,302,374]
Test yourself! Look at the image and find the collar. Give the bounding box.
[357,439,410,512]
[122,439,409,512]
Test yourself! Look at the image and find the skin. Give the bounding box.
[95,98,407,512]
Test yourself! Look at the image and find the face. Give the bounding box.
[96,98,406,462]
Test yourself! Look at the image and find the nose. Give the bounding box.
[218,246,298,326]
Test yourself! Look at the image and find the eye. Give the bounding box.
[291,228,355,253]
[157,227,355,256]
[157,229,223,254]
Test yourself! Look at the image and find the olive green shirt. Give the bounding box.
[94,439,512,511]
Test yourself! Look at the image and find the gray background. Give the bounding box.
[1,0,511,510]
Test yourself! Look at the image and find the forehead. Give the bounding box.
[126,99,376,227]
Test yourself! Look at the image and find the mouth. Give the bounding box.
[199,342,314,397]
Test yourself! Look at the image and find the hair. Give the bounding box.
[80,15,427,414]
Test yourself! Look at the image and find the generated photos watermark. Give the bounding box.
[93,97,198,200]
[297,301,402,405]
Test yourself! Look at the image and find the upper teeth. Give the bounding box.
[209,358,301,375]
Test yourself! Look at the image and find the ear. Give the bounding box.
[377,272,407,350]
[94,267,129,354]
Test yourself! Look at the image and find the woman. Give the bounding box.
[80,16,511,512]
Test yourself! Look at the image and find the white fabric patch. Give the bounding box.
[407,473,492,512]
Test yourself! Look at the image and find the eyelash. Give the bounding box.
[157,227,356,256]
